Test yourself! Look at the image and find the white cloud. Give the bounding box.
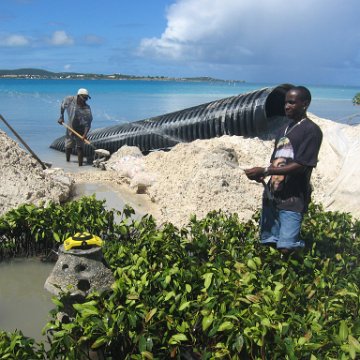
[138,0,284,62]
[49,30,74,46]
[137,0,360,80]
[0,34,29,47]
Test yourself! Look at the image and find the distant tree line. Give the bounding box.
[0,68,244,83]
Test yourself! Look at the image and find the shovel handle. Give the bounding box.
[62,122,92,145]
[1,114,48,170]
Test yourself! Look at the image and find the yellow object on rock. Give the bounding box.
[64,232,103,251]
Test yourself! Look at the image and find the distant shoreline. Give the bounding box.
[0,68,245,83]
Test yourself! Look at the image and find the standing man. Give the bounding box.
[245,86,322,253]
[57,88,93,166]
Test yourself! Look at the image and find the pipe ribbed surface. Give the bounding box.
[50,84,293,157]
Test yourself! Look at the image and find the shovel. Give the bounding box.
[61,123,110,157]
[0,114,49,170]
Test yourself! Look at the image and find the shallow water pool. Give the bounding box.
[0,258,54,341]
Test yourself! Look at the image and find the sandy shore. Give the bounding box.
[1,113,360,227]
[71,113,360,227]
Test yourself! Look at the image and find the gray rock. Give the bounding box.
[44,244,114,297]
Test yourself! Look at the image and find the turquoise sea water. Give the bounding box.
[0,79,359,167]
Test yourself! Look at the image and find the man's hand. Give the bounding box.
[57,117,64,125]
[244,167,265,182]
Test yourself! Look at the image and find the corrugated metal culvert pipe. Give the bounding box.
[50,83,293,157]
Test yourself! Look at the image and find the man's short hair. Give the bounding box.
[291,86,312,103]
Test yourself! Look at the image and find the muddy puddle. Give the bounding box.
[0,258,54,340]
[72,181,154,220]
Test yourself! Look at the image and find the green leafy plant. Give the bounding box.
[1,200,360,359]
[0,330,45,359]
[353,92,360,105]
[0,196,118,259]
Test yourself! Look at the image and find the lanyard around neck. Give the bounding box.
[284,118,307,136]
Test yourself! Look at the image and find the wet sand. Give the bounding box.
[47,151,156,219]
[72,181,154,220]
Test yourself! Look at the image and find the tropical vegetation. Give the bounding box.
[353,92,360,105]
[0,197,360,359]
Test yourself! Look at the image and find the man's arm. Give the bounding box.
[57,96,72,124]
[245,162,305,181]
[57,105,65,124]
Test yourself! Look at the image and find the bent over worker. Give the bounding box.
[57,88,93,166]
[245,86,323,254]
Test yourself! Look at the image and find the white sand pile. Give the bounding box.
[2,114,360,228]
[101,114,360,227]
[0,130,73,216]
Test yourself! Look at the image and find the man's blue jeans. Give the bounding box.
[260,201,304,250]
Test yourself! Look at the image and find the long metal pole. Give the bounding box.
[0,114,48,170]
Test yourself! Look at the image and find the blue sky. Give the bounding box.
[0,0,359,86]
